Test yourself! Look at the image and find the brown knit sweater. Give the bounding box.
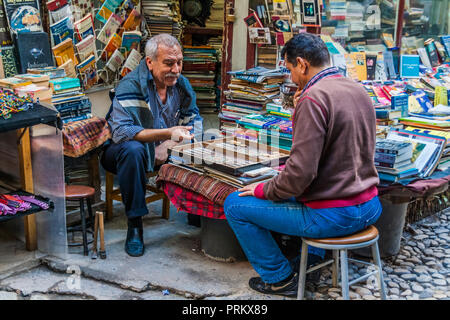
[263,76,379,202]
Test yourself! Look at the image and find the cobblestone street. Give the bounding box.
[0,206,449,300]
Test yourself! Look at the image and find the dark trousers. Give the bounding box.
[101,140,149,219]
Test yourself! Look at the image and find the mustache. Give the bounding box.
[165,73,180,78]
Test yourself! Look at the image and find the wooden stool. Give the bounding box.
[65,184,96,256]
[105,171,170,221]
[297,225,387,300]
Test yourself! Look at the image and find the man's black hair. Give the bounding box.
[280,33,330,67]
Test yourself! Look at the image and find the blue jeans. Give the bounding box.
[224,192,382,283]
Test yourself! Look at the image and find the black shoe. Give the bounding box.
[248,273,298,297]
[290,253,323,282]
[125,226,144,257]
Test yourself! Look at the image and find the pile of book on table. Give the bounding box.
[375,128,447,184]
[221,67,284,135]
[182,46,218,113]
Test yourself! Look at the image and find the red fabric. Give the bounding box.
[163,182,226,219]
[254,182,266,199]
[302,185,378,209]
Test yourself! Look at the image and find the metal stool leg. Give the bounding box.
[297,241,309,300]
[80,199,88,256]
[371,241,387,300]
[332,249,339,287]
[86,198,94,230]
[340,249,349,300]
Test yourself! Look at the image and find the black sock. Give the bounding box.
[128,217,143,229]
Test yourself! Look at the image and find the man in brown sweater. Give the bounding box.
[224,33,381,298]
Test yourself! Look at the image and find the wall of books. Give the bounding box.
[218,0,450,186]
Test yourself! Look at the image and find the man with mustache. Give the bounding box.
[101,34,203,257]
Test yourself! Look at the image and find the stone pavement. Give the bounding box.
[0,199,449,300]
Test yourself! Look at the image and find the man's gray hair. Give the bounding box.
[145,34,182,59]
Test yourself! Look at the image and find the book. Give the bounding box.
[0,0,11,46]
[59,58,77,78]
[3,0,42,34]
[105,49,124,72]
[381,33,395,48]
[121,8,141,32]
[383,51,397,79]
[14,84,52,102]
[49,77,80,91]
[425,40,440,67]
[97,13,123,45]
[75,54,98,90]
[96,0,124,24]
[27,66,66,79]
[101,33,122,61]
[52,38,78,66]
[366,54,377,81]
[375,150,413,164]
[0,77,32,88]
[400,55,420,78]
[49,16,74,46]
[15,73,49,87]
[440,35,450,57]
[73,13,94,42]
[75,34,97,61]
[0,45,17,77]
[386,129,446,177]
[46,0,72,24]
[14,31,54,74]
[120,30,141,55]
[120,48,141,77]
[417,47,432,69]
[349,52,367,81]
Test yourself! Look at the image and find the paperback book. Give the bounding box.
[73,13,95,42]
[97,13,123,45]
[76,54,97,90]
[50,16,74,46]
[52,38,78,66]
[3,0,43,34]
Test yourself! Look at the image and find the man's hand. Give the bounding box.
[293,88,302,108]
[155,140,180,165]
[237,183,259,197]
[169,126,193,142]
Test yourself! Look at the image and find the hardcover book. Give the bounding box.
[3,0,43,34]
[15,31,54,74]
[52,38,78,66]
[97,13,123,45]
[49,77,80,91]
[50,16,74,46]
[75,54,98,90]
[73,13,95,42]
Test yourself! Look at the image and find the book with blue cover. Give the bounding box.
[400,55,420,78]
[440,35,450,57]
[50,16,74,46]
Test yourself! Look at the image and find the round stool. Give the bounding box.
[65,184,95,256]
[297,225,387,300]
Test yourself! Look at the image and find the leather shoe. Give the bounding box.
[125,226,144,257]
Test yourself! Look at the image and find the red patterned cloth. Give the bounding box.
[62,116,111,158]
[163,182,226,219]
[156,163,237,206]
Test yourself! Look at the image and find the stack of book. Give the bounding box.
[182,45,218,113]
[142,0,183,39]
[49,77,91,123]
[258,102,293,150]
[205,0,224,29]
[221,67,284,135]
[375,139,418,183]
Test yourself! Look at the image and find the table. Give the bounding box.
[157,163,450,259]
[0,103,59,251]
